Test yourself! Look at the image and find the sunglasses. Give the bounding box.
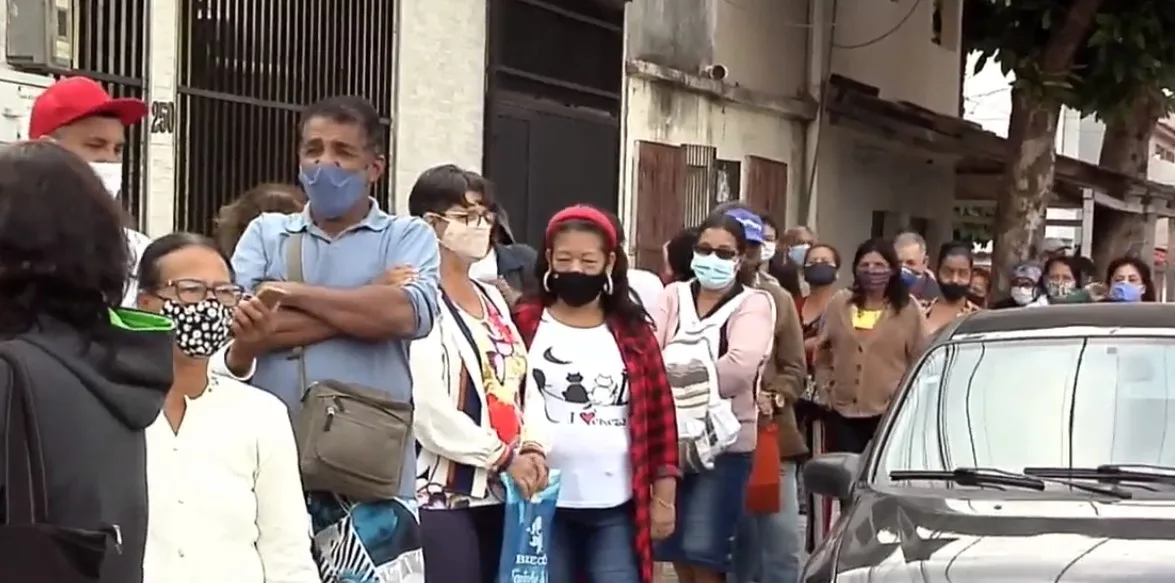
[694,244,739,260]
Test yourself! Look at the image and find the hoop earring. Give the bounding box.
[543,270,553,292]
[604,273,613,295]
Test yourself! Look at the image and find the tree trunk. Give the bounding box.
[990,88,1061,295]
[1090,91,1165,276]
[988,0,1105,296]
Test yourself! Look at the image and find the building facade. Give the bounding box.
[1,0,965,263]
[620,0,964,267]
[0,0,483,236]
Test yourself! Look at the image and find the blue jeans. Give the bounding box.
[729,461,803,583]
[655,452,754,572]
[548,502,640,583]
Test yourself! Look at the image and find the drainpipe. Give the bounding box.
[799,0,835,229]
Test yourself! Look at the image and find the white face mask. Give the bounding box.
[89,162,123,198]
[761,242,777,262]
[468,248,499,282]
[438,218,493,262]
[1011,286,1037,306]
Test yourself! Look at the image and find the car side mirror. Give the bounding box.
[804,452,860,504]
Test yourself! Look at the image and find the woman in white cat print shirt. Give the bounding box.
[136,233,317,583]
[512,205,678,583]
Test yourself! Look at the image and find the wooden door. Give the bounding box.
[745,156,788,228]
[635,141,685,271]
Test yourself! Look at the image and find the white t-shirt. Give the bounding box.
[528,311,632,508]
[627,268,664,311]
[123,228,152,308]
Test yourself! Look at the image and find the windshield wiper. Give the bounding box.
[1024,464,1175,491]
[891,467,1131,498]
[890,468,1046,490]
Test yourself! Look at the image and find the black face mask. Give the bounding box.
[547,270,609,307]
[940,282,969,302]
[803,263,838,287]
[967,292,986,307]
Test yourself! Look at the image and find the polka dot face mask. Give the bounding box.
[161,298,233,359]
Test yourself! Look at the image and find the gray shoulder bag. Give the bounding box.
[286,232,415,501]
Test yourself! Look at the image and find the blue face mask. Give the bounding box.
[691,252,738,290]
[1108,282,1144,302]
[899,267,919,286]
[787,244,809,265]
[299,163,368,220]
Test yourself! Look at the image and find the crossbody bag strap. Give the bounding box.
[285,233,308,391]
[1,345,49,525]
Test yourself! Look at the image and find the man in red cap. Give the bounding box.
[29,76,153,306]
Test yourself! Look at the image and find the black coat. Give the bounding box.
[0,314,172,583]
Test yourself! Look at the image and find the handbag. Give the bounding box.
[0,345,114,582]
[285,233,415,501]
[745,422,782,514]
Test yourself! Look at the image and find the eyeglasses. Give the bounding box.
[159,279,245,307]
[693,244,739,260]
[443,210,495,226]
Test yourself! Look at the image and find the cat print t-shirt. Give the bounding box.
[527,311,632,508]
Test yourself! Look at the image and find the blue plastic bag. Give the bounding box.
[498,469,562,583]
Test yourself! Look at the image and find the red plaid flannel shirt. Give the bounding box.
[512,300,679,583]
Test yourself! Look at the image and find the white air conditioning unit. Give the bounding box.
[5,0,74,70]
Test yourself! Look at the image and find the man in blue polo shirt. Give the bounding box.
[223,95,439,580]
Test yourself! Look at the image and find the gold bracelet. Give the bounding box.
[653,496,675,509]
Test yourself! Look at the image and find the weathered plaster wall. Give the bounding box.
[625,0,715,72]
[814,125,956,270]
[619,76,806,244]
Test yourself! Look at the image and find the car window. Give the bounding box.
[876,337,1175,480]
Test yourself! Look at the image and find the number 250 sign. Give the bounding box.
[149,101,176,135]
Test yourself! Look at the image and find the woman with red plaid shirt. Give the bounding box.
[512,205,679,583]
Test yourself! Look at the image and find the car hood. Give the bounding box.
[831,489,1175,581]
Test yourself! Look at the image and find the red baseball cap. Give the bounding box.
[28,77,148,138]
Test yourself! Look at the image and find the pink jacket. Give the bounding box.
[652,282,775,453]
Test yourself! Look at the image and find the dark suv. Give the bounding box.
[803,303,1175,582]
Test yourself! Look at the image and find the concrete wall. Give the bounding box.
[626,0,715,72]
[712,0,808,98]
[830,0,963,116]
[619,0,811,245]
[620,0,962,255]
[814,125,956,270]
[619,75,807,243]
[392,0,487,213]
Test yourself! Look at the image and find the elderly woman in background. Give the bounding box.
[213,183,306,256]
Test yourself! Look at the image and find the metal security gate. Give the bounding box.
[176,0,395,234]
[74,1,149,226]
[485,0,624,245]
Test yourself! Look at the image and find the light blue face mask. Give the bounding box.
[299,163,368,220]
[691,252,738,290]
[787,244,809,265]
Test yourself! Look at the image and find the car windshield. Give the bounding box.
[876,336,1175,481]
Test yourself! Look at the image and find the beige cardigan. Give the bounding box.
[814,290,926,418]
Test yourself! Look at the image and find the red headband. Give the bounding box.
[544,205,618,248]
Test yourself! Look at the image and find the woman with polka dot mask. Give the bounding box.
[135,233,319,583]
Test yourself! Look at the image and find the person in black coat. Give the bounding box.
[0,141,174,583]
